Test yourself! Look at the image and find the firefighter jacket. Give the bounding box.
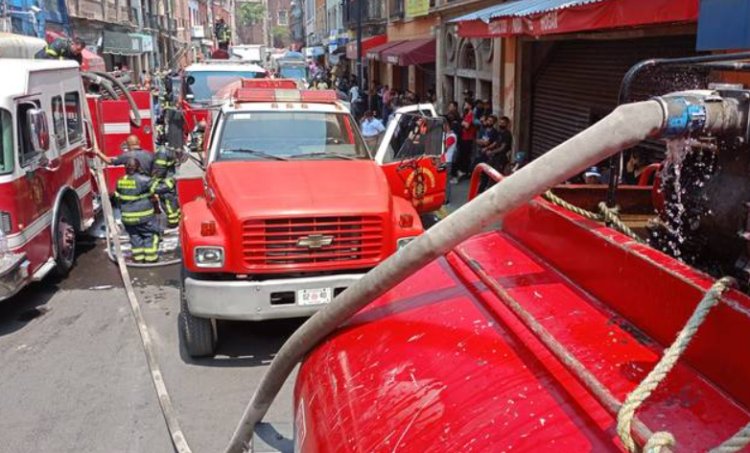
[153,147,178,178]
[214,22,230,43]
[35,38,83,65]
[115,174,155,225]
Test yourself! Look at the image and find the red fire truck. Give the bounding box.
[0,51,153,301]
[176,79,446,357]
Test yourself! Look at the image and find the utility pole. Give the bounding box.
[356,0,363,90]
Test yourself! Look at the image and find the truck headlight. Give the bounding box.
[397,237,417,250]
[194,246,225,268]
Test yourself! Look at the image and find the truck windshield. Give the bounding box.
[186,70,265,104]
[0,109,12,174]
[218,111,369,161]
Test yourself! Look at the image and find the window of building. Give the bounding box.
[51,95,66,149]
[278,9,288,25]
[64,92,83,143]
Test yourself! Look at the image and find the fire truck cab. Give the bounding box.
[177,80,442,357]
[179,61,267,131]
[0,60,95,301]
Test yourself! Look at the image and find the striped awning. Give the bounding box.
[452,0,698,38]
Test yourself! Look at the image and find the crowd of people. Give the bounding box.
[442,90,516,198]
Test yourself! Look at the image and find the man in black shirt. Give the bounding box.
[475,115,500,192]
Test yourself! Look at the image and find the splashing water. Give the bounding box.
[656,137,718,262]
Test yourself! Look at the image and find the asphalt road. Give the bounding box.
[0,237,300,453]
[0,180,471,453]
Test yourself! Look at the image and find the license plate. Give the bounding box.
[297,287,333,306]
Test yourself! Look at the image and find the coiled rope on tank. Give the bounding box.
[616,277,750,453]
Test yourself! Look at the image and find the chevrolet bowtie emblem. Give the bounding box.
[296,234,334,249]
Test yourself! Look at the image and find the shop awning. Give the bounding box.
[366,40,404,61]
[452,0,699,38]
[102,30,141,55]
[346,34,387,60]
[382,38,436,66]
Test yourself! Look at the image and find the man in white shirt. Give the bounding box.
[360,111,386,138]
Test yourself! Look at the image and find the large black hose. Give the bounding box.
[92,70,142,128]
[80,72,119,100]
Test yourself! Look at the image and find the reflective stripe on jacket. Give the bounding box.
[116,174,155,224]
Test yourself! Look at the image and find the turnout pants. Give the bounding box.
[152,179,182,228]
[125,217,160,263]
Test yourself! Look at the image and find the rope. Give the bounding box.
[712,424,750,452]
[598,202,645,244]
[542,191,645,243]
[616,277,735,453]
[543,190,602,221]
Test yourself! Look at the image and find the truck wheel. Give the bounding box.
[179,269,217,358]
[53,204,77,277]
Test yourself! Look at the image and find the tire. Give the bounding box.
[179,266,217,358]
[53,203,77,278]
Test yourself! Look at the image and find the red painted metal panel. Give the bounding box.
[127,90,155,152]
[295,197,750,451]
[457,0,699,38]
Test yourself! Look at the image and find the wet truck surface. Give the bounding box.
[293,194,750,451]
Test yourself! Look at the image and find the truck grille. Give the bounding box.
[242,216,384,268]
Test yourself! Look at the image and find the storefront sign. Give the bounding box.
[103,30,141,55]
[406,0,429,18]
[457,0,698,39]
[136,33,154,52]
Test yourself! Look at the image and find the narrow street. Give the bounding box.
[0,182,469,453]
[0,238,299,453]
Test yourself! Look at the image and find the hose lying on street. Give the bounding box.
[82,94,192,452]
[225,93,743,453]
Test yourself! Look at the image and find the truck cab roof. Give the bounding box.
[0,59,80,98]
[185,61,265,73]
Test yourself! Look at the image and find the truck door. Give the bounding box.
[374,104,447,213]
[15,99,54,268]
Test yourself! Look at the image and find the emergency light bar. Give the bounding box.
[233,88,339,104]
[241,79,299,89]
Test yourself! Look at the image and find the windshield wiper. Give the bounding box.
[222,148,288,161]
[289,152,357,160]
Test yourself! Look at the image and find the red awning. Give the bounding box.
[455,0,699,38]
[366,40,405,61]
[381,38,436,67]
[346,34,387,60]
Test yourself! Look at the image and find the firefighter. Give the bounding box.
[214,18,231,50]
[115,159,160,263]
[35,37,86,65]
[188,120,207,153]
[163,95,185,150]
[150,135,181,228]
[96,135,154,176]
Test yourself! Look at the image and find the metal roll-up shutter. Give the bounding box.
[530,35,702,159]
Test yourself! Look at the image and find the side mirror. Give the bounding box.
[186,75,195,85]
[27,108,50,153]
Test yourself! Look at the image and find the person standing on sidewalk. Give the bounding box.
[451,99,476,183]
[443,119,458,204]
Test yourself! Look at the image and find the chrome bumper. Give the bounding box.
[184,273,366,321]
[0,253,30,302]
